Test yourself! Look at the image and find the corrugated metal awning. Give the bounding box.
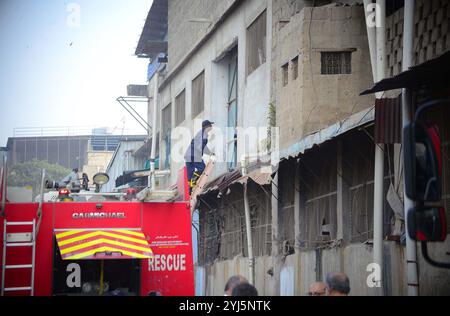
[361,51,450,95]
[279,107,375,159]
[200,170,242,197]
[375,97,402,144]
[235,169,273,186]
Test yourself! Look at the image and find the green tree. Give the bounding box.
[7,160,71,197]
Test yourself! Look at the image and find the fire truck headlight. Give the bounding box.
[82,282,93,294]
[93,173,110,186]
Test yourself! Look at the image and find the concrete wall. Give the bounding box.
[198,237,450,296]
[386,0,450,77]
[198,255,277,296]
[161,0,272,185]
[82,151,114,187]
[274,3,375,150]
[167,0,239,73]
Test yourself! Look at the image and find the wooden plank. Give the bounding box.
[190,156,216,215]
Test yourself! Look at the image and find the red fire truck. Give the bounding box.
[0,166,195,296]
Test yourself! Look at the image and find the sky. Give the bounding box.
[0,0,152,146]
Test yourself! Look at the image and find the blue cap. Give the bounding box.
[202,120,214,128]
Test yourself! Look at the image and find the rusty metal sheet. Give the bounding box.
[375,97,402,144]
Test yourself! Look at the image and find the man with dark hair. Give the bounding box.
[61,167,80,186]
[325,272,350,296]
[224,275,248,296]
[184,120,214,194]
[231,283,258,296]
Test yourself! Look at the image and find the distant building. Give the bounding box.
[101,140,147,193]
[82,151,115,188]
[0,147,6,164]
[5,129,146,170]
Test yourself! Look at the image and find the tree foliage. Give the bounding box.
[7,160,71,196]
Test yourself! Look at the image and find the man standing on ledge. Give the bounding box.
[184,120,214,194]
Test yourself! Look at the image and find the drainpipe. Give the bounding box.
[372,0,386,295]
[364,2,382,285]
[242,159,255,285]
[402,0,419,296]
[271,166,280,294]
[149,72,159,191]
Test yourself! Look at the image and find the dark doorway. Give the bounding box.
[52,238,141,296]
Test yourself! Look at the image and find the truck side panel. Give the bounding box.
[141,202,195,296]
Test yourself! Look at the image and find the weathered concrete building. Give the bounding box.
[135,0,450,296]
[160,0,274,185]
[274,3,375,149]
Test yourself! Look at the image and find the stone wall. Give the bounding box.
[274,3,375,150]
[167,0,239,72]
[196,238,450,296]
[386,0,450,77]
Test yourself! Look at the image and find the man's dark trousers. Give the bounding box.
[186,161,206,184]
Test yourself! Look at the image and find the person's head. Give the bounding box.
[224,275,248,296]
[202,120,214,134]
[325,272,350,296]
[308,282,327,296]
[72,168,79,173]
[231,283,258,296]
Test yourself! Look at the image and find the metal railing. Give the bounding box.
[13,126,143,138]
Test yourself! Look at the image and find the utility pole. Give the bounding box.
[373,0,386,295]
[402,0,419,296]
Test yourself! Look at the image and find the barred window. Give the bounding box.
[175,89,186,126]
[282,63,289,87]
[246,10,267,76]
[321,52,352,75]
[192,71,205,118]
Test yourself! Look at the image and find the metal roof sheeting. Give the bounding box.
[279,107,375,160]
[235,170,273,186]
[375,97,402,144]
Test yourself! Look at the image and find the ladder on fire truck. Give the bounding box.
[0,160,43,296]
[189,156,216,217]
[1,219,37,296]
